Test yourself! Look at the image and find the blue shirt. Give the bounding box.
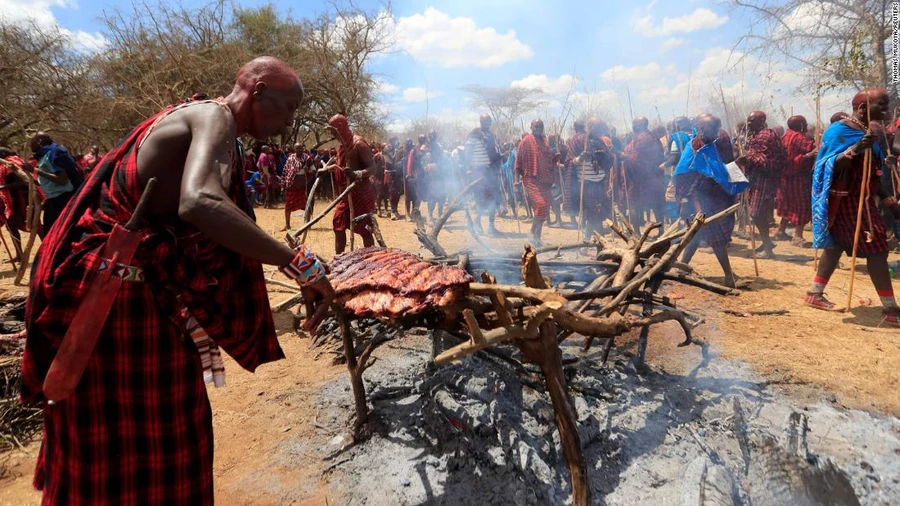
[38,152,74,199]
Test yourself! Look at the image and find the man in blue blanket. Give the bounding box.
[806,88,900,327]
[674,114,749,288]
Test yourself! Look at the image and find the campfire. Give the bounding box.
[273,195,740,506]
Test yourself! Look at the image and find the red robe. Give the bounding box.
[744,128,787,217]
[622,130,666,212]
[23,98,283,505]
[776,129,815,226]
[515,133,555,219]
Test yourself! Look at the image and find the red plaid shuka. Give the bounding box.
[522,176,552,220]
[622,130,666,211]
[515,133,555,182]
[744,128,787,218]
[283,153,308,213]
[776,129,815,226]
[22,98,284,505]
[829,146,888,256]
[564,132,588,215]
[332,138,376,233]
[0,155,30,229]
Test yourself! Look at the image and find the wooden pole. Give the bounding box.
[289,181,358,245]
[14,180,41,286]
[846,147,872,311]
[0,226,16,272]
[348,182,356,252]
[814,93,822,270]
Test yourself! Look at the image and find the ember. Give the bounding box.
[329,247,473,319]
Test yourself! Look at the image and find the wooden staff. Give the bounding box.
[577,163,587,241]
[846,147,872,311]
[846,104,873,311]
[14,178,41,285]
[348,180,355,252]
[813,93,822,270]
[0,226,16,272]
[288,180,358,246]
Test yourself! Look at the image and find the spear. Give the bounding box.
[846,99,873,311]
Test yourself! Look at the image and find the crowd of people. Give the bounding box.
[6,53,897,505]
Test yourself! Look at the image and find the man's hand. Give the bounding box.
[21,163,34,174]
[855,133,878,152]
[734,156,747,168]
[301,277,335,332]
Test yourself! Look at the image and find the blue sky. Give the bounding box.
[2,0,845,134]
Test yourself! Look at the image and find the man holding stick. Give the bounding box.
[23,57,335,505]
[328,113,376,254]
[516,119,556,245]
[806,88,900,326]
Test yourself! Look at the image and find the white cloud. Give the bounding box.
[375,79,400,95]
[0,0,107,52]
[511,74,579,96]
[601,62,663,82]
[659,37,686,53]
[394,8,533,68]
[633,8,728,37]
[401,87,444,103]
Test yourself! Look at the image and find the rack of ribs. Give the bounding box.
[328,247,474,319]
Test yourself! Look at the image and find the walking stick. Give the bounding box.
[0,225,16,272]
[814,92,822,270]
[348,181,355,252]
[14,179,41,285]
[846,146,872,311]
[501,170,522,233]
[745,193,760,277]
[577,163,586,240]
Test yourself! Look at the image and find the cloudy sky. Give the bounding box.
[1,0,851,134]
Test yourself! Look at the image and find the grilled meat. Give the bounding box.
[328,247,472,319]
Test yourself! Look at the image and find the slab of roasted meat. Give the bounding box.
[328,247,473,319]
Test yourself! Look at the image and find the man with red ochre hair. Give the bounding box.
[23,57,335,505]
[328,113,376,254]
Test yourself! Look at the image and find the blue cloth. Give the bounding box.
[37,152,74,199]
[811,122,885,249]
[669,131,692,154]
[503,149,516,188]
[674,140,748,196]
[35,143,83,191]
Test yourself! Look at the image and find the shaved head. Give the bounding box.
[746,111,767,133]
[633,116,649,132]
[235,56,302,94]
[850,88,891,122]
[695,113,721,142]
[851,88,889,110]
[786,115,807,132]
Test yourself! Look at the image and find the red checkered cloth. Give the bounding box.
[828,153,888,256]
[622,130,666,211]
[515,134,555,182]
[283,153,308,213]
[0,156,29,229]
[23,98,284,506]
[523,176,552,220]
[744,128,787,219]
[333,141,377,233]
[776,129,815,226]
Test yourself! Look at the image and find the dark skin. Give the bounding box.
[281,142,307,231]
[134,62,333,331]
[23,135,69,187]
[775,117,818,241]
[735,111,776,256]
[328,122,376,254]
[815,90,898,306]
[529,120,548,245]
[679,114,737,288]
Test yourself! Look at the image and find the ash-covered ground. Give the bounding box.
[265,324,899,506]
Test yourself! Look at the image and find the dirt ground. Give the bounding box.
[0,202,898,505]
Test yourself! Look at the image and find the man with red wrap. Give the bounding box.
[281,143,313,231]
[775,115,818,245]
[622,116,666,229]
[516,118,556,245]
[22,57,335,505]
[328,113,376,254]
[736,110,787,258]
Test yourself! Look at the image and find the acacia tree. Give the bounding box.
[461,85,547,140]
[733,0,897,98]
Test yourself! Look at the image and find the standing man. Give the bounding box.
[383,139,403,220]
[806,89,900,326]
[23,57,335,505]
[257,144,276,208]
[329,114,376,253]
[736,111,787,259]
[775,115,817,245]
[564,120,588,225]
[674,114,748,288]
[579,119,616,240]
[465,114,502,236]
[623,116,666,228]
[80,145,102,175]
[516,119,556,245]
[281,143,312,231]
[24,133,82,237]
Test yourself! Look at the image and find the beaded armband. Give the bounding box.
[279,245,326,286]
